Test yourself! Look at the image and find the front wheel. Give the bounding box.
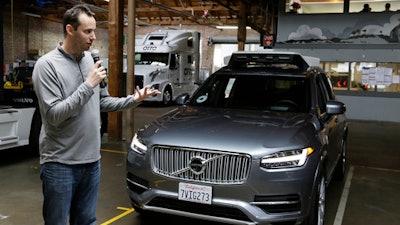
[302,174,326,225]
[161,87,172,106]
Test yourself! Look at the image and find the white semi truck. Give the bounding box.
[131,29,201,105]
[0,63,41,152]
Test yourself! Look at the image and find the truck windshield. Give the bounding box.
[189,74,311,113]
[135,53,169,65]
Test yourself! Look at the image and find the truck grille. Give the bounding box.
[151,146,251,184]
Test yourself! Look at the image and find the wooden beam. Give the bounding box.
[124,0,136,142]
[107,0,124,141]
[237,0,246,51]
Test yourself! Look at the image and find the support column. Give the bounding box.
[125,0,136,141]
[107,0,124,141]
[237,1,247,51]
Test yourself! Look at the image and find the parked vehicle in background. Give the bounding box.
[131,29,201,105]
[126,50,349,225]
[0,61,41,153]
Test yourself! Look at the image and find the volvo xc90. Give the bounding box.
[126,50,349,225]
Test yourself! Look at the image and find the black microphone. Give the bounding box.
[91,49,107,88]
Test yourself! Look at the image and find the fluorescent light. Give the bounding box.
[216,26,251,30]
[21,12,41,18]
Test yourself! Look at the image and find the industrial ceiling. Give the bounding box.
[5,0,279,35]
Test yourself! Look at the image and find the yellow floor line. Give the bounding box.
[101,148,127,154]
[100,207,135,225]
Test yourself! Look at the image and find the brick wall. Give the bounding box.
[2,9,109,65]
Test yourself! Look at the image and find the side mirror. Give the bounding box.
[326,100,346,115]
[175,93,190,105]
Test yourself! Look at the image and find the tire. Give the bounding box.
[302,174,326,225]
[29,109,42,156]
[334,139,347,180]
[161,87,172,106]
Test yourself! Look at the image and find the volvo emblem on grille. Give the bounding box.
[189,156,206,175]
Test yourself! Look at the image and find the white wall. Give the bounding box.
[336,95,400,122]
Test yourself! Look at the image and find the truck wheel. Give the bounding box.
[29,109,42,156]
[162,88,172,105]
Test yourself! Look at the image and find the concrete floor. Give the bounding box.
[0,105,399,225]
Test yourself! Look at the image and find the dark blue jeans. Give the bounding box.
[40,161,100,225]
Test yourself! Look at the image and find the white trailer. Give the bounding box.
[132,30,201,105]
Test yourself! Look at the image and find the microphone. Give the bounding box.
[91,49,107,88]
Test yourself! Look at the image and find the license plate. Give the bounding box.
[178,182,212,205]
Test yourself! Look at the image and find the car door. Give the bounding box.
[316,74,342,180]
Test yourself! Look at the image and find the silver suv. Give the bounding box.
[126,50,349,225]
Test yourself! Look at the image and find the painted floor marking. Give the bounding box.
[333,165,354,225]
[100,207,135,225]
[101,148,127,154]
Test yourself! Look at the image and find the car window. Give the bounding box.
[190,75,310,113]
[316,76,329,115]
[321,73,335,100]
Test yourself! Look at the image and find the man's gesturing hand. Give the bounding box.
[134,85,161,102]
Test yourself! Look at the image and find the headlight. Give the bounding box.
[260,147,314,169]
[130,134,147,154]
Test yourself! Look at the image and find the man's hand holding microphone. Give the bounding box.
[89,49,107,88]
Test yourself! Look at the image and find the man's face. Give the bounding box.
[72,13,96,53]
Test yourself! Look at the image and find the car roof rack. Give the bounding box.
[226,49,320,72]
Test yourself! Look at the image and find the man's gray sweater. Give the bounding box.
[32,44,139,165]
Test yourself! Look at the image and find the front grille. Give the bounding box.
[152,146,251,184]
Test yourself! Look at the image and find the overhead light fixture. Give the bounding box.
[21,12,41,18]
[216,26,251,30]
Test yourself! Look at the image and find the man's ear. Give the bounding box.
[66,24,74,35]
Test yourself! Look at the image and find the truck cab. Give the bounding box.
[132,30,200,105]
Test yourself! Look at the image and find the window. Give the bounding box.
[322,61,400,93]
[135,53,169,65]
[316,76,328,114]
[285,0,344,14]
[191,74,310,113]
[285,0,400,14]
[349,0,400,13]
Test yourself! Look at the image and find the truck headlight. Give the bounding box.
[260,147,314,169]
[130,134,148,155]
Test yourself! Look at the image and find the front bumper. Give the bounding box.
[126,148,320,225]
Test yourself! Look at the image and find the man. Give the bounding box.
[360,3,371,12]
[384,3,392,12]
[32,4,160,225]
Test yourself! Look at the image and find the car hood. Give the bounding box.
[138,106,319,154]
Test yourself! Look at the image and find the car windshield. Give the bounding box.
[189,74,311,113]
